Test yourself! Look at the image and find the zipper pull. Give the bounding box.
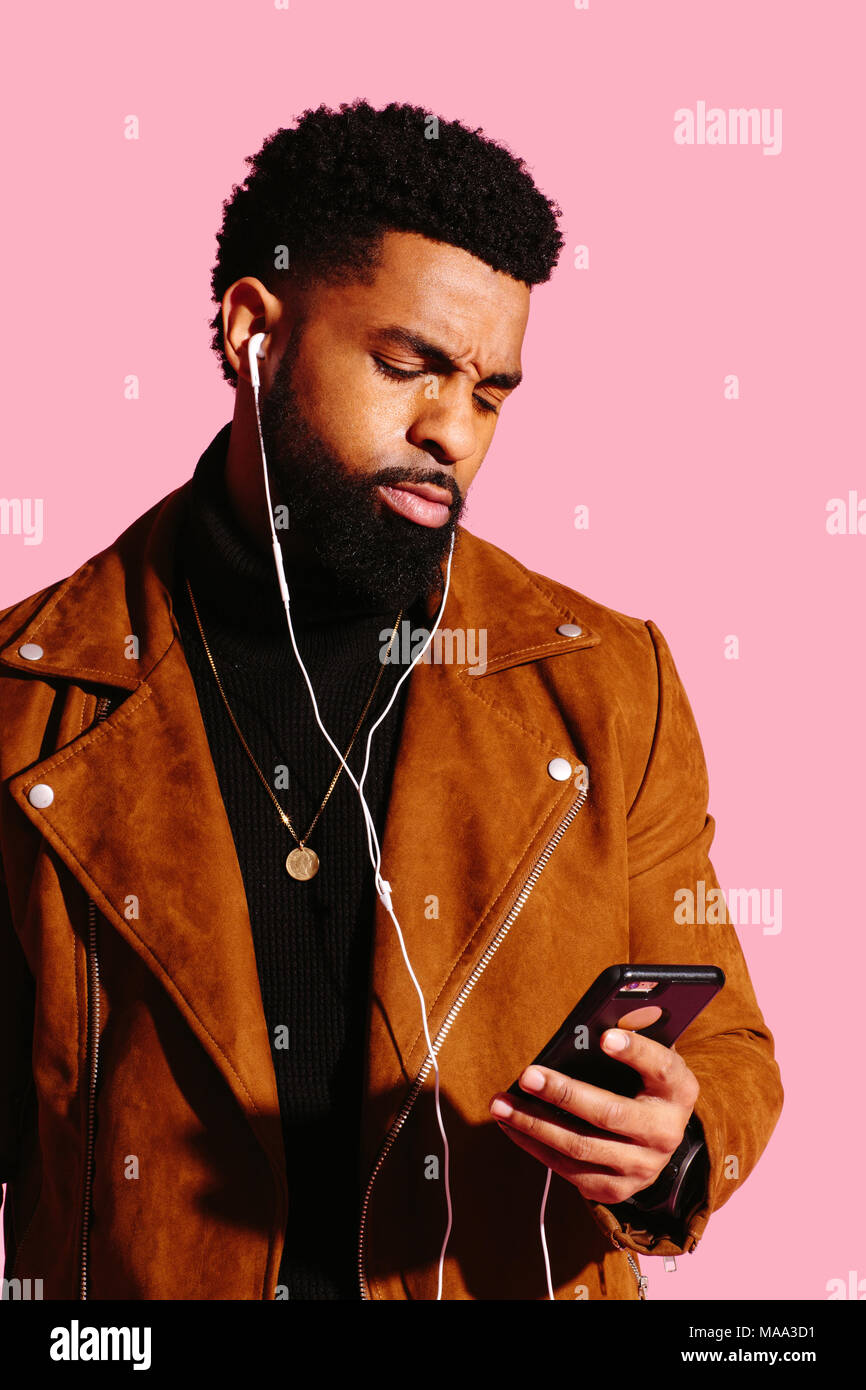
[620,1248,647,1300]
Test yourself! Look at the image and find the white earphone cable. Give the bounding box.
[540,1166,555,1300]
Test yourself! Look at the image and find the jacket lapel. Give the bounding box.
[362,529,601,1161]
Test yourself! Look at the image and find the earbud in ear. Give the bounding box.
[248,333,266,391]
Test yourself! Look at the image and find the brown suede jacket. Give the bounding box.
[0,476,783,1300]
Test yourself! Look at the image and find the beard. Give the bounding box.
[258,336,467,612]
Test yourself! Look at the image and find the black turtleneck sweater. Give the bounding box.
[170,423,422,1300]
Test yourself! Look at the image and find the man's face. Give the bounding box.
[257,229,530,610]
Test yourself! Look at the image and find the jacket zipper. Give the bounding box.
[610,1236,648,1298]
[79,692,113,1300]
[357,785,589,1300]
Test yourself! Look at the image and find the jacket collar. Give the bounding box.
[0,476,600,688]
[1,481,189,693]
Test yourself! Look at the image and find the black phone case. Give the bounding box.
[507,963,725,1101]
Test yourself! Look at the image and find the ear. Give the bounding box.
[222,277,280,385]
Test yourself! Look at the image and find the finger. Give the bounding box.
[509,1064,679,1149]
[600,1030,700,1108]
[490,1094,666,1183]
[494,1123,643,1205]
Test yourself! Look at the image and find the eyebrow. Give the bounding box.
[371,324,523,391]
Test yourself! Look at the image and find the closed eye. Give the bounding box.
[371,356,499,416]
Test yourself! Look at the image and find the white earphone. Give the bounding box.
[249,331,267,392]
[246,332,457,1299]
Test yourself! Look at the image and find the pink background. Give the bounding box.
[2,0,863,1301]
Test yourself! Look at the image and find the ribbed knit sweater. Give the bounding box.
[170,423,420,1299]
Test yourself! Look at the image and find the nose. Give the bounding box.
[405,379,479,467]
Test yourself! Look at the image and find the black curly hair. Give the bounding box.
[209,99,565,386]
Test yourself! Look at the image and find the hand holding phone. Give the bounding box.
[489,964,724,1221]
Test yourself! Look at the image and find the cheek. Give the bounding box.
[292,355,386,454]
[345,389,411,458]
[455,460,484,497]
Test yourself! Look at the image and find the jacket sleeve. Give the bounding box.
[586,619,784,1259]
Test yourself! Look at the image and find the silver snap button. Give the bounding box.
[547,758,572,781]
[28,783,54,808]
[19,643,44,660]
[556,624,583,638]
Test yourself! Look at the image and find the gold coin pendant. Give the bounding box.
[286,847,319,881]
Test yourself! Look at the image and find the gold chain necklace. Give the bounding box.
[185,576,402,881]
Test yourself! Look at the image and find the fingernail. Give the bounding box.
[521,1067,546,1091]
[490,1097,514,1119]
[604,1030,628,1052]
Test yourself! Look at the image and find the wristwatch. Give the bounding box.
[616,1114,709,1226]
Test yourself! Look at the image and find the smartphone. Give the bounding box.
[508,963,725,1102]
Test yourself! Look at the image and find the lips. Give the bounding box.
[377,481,454,528]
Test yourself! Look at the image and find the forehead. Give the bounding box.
[312,229,531,359]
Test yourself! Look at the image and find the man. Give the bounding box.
[0,99,782,1301]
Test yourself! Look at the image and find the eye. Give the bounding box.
[371,356,499,416]
[372,357,423,381]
